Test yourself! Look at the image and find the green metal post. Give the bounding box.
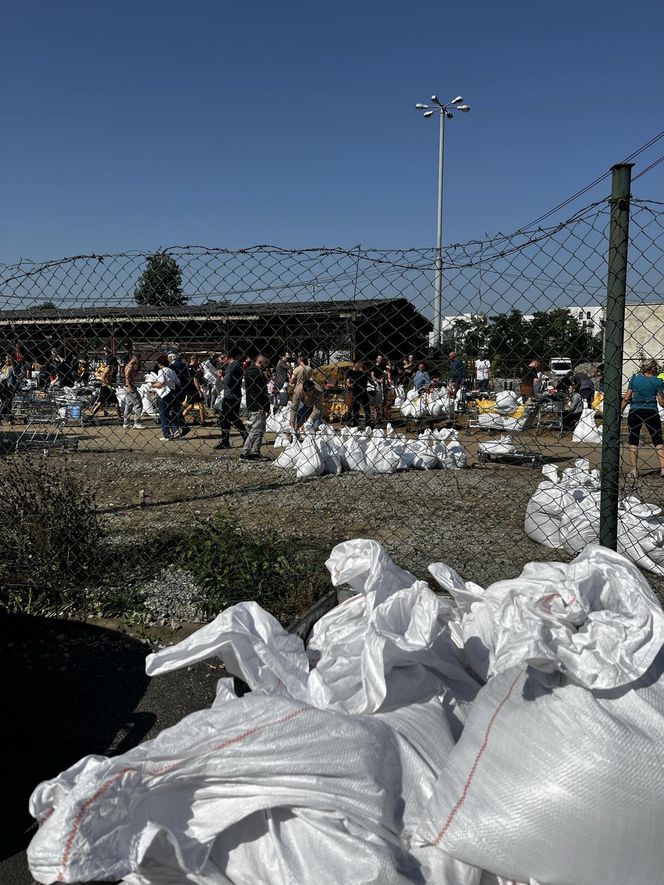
[599,163,633,549]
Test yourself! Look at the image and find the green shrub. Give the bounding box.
[0,456,102,614]
[172,510,329,624]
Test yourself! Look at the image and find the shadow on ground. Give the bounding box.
[0,614,154,882]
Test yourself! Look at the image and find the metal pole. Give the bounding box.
[599,163,633,549]
[433,110,446,349]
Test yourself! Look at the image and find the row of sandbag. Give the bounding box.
[525,459,664,575]
[273,425,467,478]
[28,539,664,885]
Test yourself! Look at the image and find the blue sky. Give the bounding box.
[2,0,663,262]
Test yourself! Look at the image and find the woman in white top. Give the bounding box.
[151,354,179,441]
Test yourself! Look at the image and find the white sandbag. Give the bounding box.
[363,438,401,475]
[446,432,467,468]
[317,433,343,476]
[431,402,444,417]
[433,441,455,470]
[295,433,325,479]
[403,440,439,470]
[146,600,309,700]
[309,540,480,713]
[524,462,599,549]
[478,436,516,456]
[393,396,403,409]
[400,401,416,418]
[572,407,602,443]
[29,695,438,885]
[416,651,664,885]
[495,390,518,411]
[343,432,367,472]
[618,497,664,576]
[478,412,503,428]
[500,416,524,431]
[559,492,600,554]
[274,438,301,469]
[266,413,288,434]
[441,545,664,689]
[406,387,419,402]
[416,547,664,885]
[273,430,291,448]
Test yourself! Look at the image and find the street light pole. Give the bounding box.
[415,94,470,350]
[434,108,446,349]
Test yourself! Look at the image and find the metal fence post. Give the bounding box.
[599,163,633,549]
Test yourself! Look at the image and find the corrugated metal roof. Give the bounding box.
[0,297,431,327]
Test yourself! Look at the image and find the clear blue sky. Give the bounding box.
[2,0,663,262]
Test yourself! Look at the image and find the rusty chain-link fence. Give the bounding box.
[1,174,664,623]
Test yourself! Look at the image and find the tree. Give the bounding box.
[35,301,57,310]
[486,309,533,374]
[449,315,491,356]
[527,308,602,365]
[134,251,187,307]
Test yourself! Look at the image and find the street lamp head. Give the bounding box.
[431,95,442,105]
[457,104,471,112]
[451,96,464,104]
[423,110,435,118]
[415,103,429,110]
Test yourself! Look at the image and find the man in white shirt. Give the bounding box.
[474,354,492,393]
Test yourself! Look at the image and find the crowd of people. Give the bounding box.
[2,346,663,468]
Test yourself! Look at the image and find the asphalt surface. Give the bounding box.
[0,615,217,885]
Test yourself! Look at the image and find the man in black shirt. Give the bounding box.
[215,351,248,450]
[241,354,270,461]
[345,359,372,428]
[371,354,389,420]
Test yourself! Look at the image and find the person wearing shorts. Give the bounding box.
[620,358,664,478]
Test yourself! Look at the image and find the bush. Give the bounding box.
[0,456,102,614]
[171,510,329,624]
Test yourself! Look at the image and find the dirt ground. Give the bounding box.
[8,414,663,591]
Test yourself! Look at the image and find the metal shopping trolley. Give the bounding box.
[11,391,79,452]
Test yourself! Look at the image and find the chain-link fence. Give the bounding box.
[1,172,663,623]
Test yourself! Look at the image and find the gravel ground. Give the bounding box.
[46,442,664,597]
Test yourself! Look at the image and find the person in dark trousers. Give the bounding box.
[166,351,190,437]
[215,351,247,450]
[621,358,664,478]
[241,354,270,461]
[345,359,372,428]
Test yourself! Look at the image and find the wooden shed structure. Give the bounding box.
[0,298,432,364]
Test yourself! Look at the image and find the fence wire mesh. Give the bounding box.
[1,195,664,624]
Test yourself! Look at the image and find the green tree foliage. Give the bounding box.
[134,250,187,307]
[450,308,602,374]
[35,301,57,310]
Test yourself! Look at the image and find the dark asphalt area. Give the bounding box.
[0,615,217,885]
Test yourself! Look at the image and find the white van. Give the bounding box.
[549,357,573,378]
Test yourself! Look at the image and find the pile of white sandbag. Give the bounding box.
[397,385,458,419]
[274,424,467,478]
[525,459,664,575]
[28,539,664,885]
